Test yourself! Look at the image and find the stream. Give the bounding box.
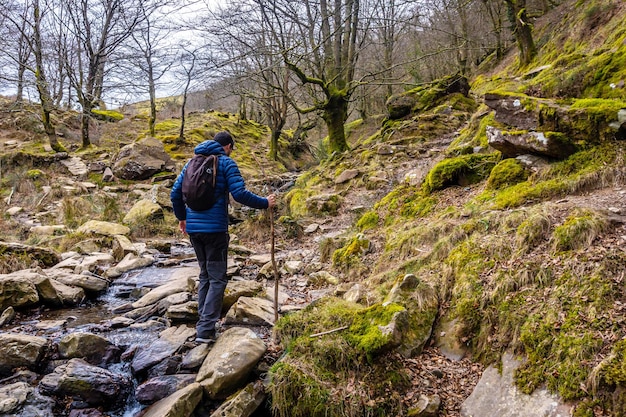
[3,243,272,417]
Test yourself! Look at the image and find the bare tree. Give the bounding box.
[205,0,293,160]
[122,1,178,136]
[0,0,64,151]
[61,0,145,147]
[248,0,365,155]
[176,46,198,144]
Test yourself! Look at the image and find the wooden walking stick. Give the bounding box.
[269,206,279,323]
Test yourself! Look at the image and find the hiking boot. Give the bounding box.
[195,330,216,344]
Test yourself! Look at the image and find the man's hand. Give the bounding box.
[267,194,277,208]
[179,220,187,234]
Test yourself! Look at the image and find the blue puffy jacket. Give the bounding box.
[170,140,268,233]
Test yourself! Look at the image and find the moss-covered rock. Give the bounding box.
[486,158,529,190]
[422,154,499,194]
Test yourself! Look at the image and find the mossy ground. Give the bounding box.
[270,298,409,417]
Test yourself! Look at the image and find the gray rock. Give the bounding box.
[123,199,164,226]
[59,156,89,177]
[486,126,576,159]
[131,276,194,309]
[104,253,155,279]
[39,358,130,408]
[112,137,174,180]
[409,394,441,417]
[334,169,359,184]
[58,333,118,365]
[0,273,40,311]
[135,374,198,404]
[209,381,266,417]
[461,352,572,417]
[223,280,264,312]
[139,382,203,417]
[43,269,109,294]
[165,300,198,321]
[0,381,54,416]
[30,276,84,307]
[223,296,275,326]
[196,327,267,399]
[0,334,48,376]
[76,220,130,236]
[181,343,211,370]
[131,325,195,375]
[0,306,16,327]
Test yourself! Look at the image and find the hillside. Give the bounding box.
[0,0,626,416]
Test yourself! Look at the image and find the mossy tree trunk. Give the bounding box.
[32,0,64,152]
[322,92,349,154]
[505,0,536,66]
[259,0,358,158]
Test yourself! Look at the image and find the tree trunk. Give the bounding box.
[322,92,349,154]
[269,129,280,161]
[516,7,536,65]
[505,0,536,66]
[148,63,156,137]
[81,107,91,148]
[32,0,64,152]
[178,92,187,144]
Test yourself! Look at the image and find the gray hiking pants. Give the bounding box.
[189,232,229,339]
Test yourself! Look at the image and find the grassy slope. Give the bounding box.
[269,1,626,416]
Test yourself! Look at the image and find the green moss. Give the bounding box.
[91,109,124,122]
[600,339,626,385]
[356,210,379,231]
[154,120,180,132]
[286,188,314,218]
[422,154,499,194]
[486,158,528,190]
[26,169,45,180]
[551,209,609,252]
[332,233,370,270]
[270,298,409,417]
[346,303,406,359]
[479,142,623,209]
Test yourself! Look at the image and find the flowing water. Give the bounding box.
[7,260,197,416]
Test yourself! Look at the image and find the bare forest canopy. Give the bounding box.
[0,0,556,153]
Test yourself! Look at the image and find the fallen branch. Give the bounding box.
[310,326,349,338]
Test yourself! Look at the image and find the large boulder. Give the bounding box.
[0,334,48,376]
[139,382,203,417]
[29,276,85,307]
[0,273,40,310]
[486,126,577,159]
[39,358,130,409]
[43,268,110,294]
[196,327,267,399]
[131,325,195,376]
[135,374,198,404]
[112,137,175,180]
[460,352,572,417]
[0,242,60,270]
[384,274,439,357]
[484,92,626,143]
[76,220,130,237]
[58,333,119,366]
[122,199,164,226]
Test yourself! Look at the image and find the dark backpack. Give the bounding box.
[182,154,219,211]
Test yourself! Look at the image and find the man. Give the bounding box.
[170,131,276,343]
